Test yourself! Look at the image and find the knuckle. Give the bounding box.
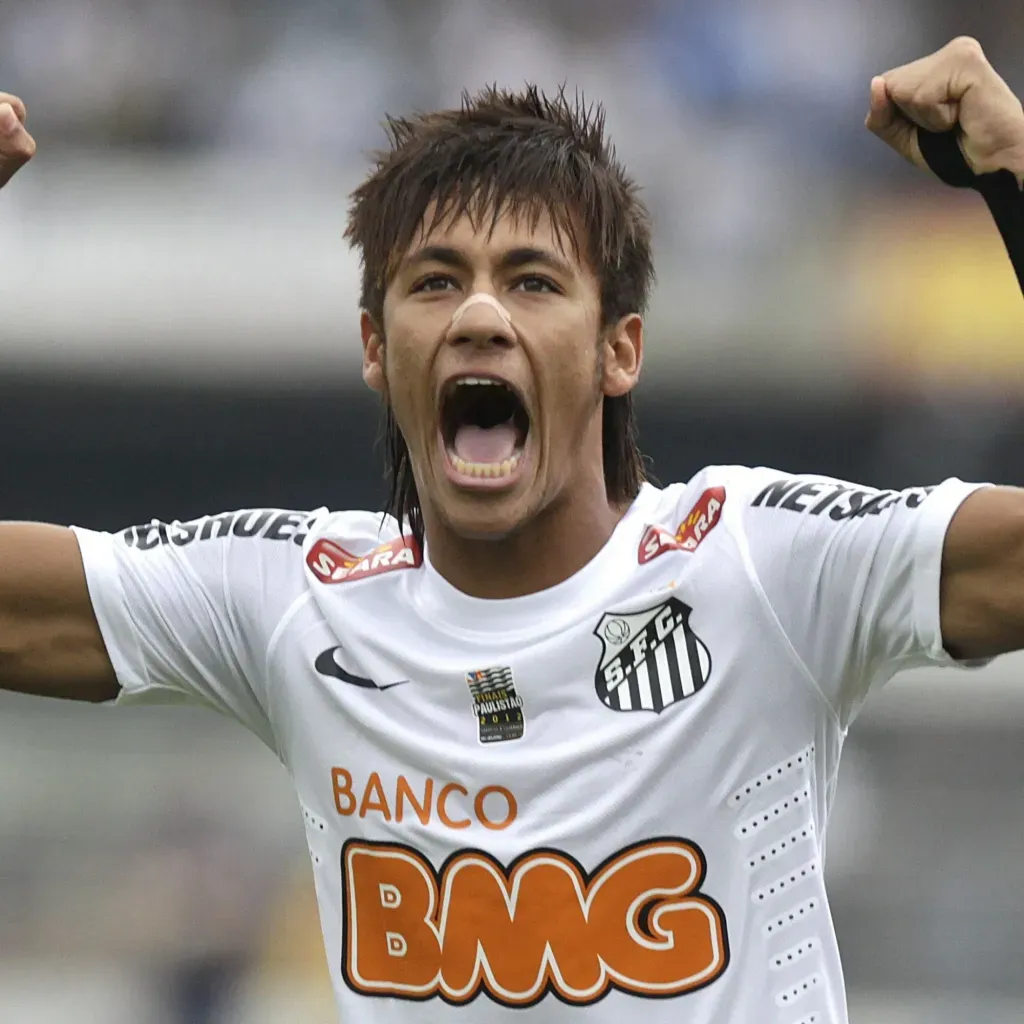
[0,92,27,120]
[951,35,985,62]
[1,137,34,165]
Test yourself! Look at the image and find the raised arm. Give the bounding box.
[865,36,1024,289]
[0,104,117,700]
[0,524,117,701]
[863,40,1024,661]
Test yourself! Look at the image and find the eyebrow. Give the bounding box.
[400,245,576,279]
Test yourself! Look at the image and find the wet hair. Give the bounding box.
[345,85,655,542]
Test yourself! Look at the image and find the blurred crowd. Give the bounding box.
[2,0,1021,169]
[3,0,1022,389]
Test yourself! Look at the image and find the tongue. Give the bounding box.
[453,420,518,464]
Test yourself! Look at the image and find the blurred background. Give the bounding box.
[1,0,1023,1021]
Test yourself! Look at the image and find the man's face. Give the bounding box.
[362,207,641,540]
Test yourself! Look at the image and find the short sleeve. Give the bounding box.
[72,508,319,753]
[737,469,988,727]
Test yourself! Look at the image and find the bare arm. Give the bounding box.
[0,524,118,701]
[940,488,1024,661]
[0,105,117,700]
[863,44,1024,661]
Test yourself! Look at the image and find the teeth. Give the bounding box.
[450,451,522,479]
[456,376,503,388]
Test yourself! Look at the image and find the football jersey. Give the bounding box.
[71,466,983,1024]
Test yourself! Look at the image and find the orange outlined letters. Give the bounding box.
[332,768,517,832]
[342,838,729,1008]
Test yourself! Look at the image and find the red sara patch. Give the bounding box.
[638,486,726,565]
[307,535,422,584]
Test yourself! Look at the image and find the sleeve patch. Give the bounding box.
[307,534,422,584]
[638,487,726,564]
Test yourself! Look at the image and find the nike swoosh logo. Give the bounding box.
[314,647,409,691]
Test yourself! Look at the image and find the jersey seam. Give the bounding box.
[728,512,843,732]
[211,545,280,757]
[264,590,315,695]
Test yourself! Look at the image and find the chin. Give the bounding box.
[433,488,540,543]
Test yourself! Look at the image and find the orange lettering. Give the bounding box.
[359,772,392,820]
[441,853,600,1002]
[332,767,355,816]
[344,842,441,995]
[587,842,728,993]
[436,783,471,829]
[331,769,520,832]
[474,785,517,831]
[343,839,729,1008]
[396,775,433,825]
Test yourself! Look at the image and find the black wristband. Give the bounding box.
[917,128,977,188]
[918,127,1024,293]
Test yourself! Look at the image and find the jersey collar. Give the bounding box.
[412,484,659,639]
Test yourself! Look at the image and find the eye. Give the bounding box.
[411,274,459,294]
[512,274,560,294]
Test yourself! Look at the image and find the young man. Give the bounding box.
[0,35,1022,1024]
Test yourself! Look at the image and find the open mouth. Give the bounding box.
[440,376,530,482]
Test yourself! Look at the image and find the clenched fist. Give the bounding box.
[866,36,1024,187]
[0,94,36,189]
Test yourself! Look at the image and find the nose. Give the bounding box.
[445,292,517,350]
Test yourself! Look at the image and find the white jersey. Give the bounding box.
[72,466,982,1024]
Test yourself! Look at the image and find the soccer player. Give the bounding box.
[0,35,1022,1024]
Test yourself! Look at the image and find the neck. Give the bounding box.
[423,486,633,599]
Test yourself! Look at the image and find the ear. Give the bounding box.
[601,314,643,398]
[361,310,386,394]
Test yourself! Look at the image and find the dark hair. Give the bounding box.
[345,85,655,541]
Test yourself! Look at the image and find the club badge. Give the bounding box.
[593,597,711,713]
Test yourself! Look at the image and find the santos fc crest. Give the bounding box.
[594,597,711,713]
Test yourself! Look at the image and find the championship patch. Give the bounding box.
[307,535,421,584]
[638,486,725,564]
[593,597,711,713]
[466,667,525,743]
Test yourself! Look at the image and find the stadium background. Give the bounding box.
[1,0,1023,1020]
